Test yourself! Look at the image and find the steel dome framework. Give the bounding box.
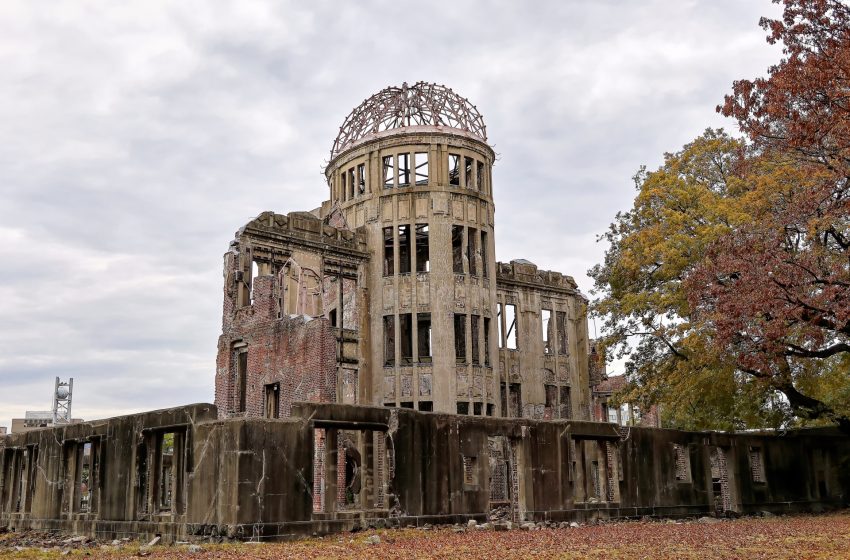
[330,82,487,159]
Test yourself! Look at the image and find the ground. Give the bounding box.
[2,512,849,559]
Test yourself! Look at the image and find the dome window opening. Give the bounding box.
[477,161,485,191]
[415,152,429,185]
[383,156,395,189]
[357,164,366,194]
[398,153,411,187]
[448,154,461,186]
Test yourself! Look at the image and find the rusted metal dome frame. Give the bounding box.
[331,82,487,159]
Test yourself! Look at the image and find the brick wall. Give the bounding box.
[215,265,337,419]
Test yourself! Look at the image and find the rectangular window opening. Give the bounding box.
[415,152,429,185]
[750,447,766,483]
[476,161,485,191]
[448,153,460,186]
[348,168,355,199]
[236,350,248,413]
[464,156,474,188]
[399,313,413,364]
[467,228,477,276]
[545,384,557,411]
[454,314,467,364]
[542,309,553,354]
[486,403,494,416]
[383,315,395,367]
[265,383,280,419]
[481,231,488,277]
[473,402,482,416]
[674,444,692,482]
[417,313,432,363]
[452,225,464,274]
[357,163,366,194]
[415,224,430,272]
[560,386,572,419]
[79,442,93,513]
[158,432,175,511]
[383,227,394,276]
[505,304,518,350]
[341,170,347,201]
[398,153,411,186]
[471,314,481,365]
[483,317,491,366]
[383,155,395,189]
[418,401,433,412]
[457,402,469,415]
[400,401,414,409]
[398,224,411,274]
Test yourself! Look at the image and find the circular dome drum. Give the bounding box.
[330,82,487,159]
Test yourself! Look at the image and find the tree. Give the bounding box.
[589,130,833,430]
[711,0,850,427]
[592,0,850,430]
[720,0,850,173]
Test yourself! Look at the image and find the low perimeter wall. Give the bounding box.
[1,402,848,541]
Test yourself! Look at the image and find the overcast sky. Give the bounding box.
[0,1,783,431]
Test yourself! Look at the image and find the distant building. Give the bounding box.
[11,411,82,434]
[0,426,6,436]
[592,375,661,428]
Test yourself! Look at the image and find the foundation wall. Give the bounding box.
[3,404,848,542]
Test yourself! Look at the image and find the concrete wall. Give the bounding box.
[495,260,591,421]
[3,403,847,542]
[0,404,216,541]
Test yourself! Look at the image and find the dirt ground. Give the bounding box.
[2,511,849,559]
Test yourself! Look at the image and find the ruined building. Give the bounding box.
[216,81,590,423]
[2,83,849,542]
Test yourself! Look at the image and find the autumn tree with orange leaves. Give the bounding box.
[591,0,850,431]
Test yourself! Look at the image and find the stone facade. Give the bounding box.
[215,83,591,421]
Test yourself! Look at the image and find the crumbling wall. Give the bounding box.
[496,260,590,421]
[0,404,216,541]
[2,403,849,542]
[215,210,368,419]
[216,314,336,418]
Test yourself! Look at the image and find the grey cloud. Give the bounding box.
[0,0,782,430]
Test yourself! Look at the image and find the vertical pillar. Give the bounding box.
[323,429,338,514]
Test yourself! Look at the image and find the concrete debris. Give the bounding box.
[146,536,161,547]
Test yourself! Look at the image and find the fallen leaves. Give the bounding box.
[2,512,849,559]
